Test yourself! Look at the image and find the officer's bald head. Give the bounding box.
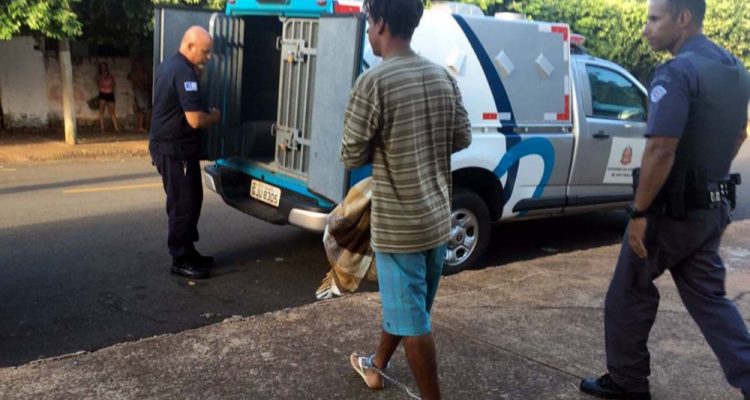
[179,26,213,71]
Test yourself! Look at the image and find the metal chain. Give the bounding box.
[365,357,421,400]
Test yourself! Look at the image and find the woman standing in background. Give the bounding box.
[97,62,119,133]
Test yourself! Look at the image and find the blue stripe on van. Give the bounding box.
[452,15,516,131]
[217,158,335,209]
[453,14,521,205]
[349,165,372,187]
[501,134,522,205]
[494,137,555,215]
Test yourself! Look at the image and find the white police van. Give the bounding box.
[154,1,648,273]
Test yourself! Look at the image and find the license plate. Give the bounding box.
[250,180,281,208]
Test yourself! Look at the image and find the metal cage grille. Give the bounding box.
[275,18,319,178]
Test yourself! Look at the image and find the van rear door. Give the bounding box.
[153,6,243,161]
[306,14,366,203]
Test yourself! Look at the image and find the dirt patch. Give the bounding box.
[0,127,149,165]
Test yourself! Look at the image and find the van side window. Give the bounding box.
[586,65,647,122]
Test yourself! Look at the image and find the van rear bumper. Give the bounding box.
[203,164,329,233]
[288,208,328,232]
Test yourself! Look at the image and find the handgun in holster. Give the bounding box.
[631,167,685,218]
[632,167,640,194]
[666,171,688,219]
[728,173,742,210]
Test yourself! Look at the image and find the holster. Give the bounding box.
[633,168,742,218]
[728,173,741,209]
[665,171,687,219]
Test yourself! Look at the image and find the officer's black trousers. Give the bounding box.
[152,153,203,259]
[605,201,750,394]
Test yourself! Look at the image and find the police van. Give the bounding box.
[153,1,648,273]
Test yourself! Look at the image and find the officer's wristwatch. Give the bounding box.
[625,204,647,219]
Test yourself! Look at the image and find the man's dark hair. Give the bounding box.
[666,0,706,27]
[364,0,424,39]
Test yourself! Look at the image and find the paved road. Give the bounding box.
[0,143,748,367]
[0,160,334,367]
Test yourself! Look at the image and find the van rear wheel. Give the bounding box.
[443,188,490,275]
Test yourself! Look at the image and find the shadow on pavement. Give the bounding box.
[0,172,157,195]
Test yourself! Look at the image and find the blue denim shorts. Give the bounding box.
[375,244,447,336]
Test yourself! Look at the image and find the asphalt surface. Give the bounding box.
[0,159,337,367]
[1,141,749,370]
[2,220,750,399]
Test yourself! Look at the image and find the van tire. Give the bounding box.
[443,188,491,275]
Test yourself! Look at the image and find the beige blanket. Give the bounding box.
[316,177,377,299]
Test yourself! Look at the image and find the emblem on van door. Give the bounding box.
[620,146,633,166]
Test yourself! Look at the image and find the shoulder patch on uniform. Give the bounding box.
[650,85,668,103]
[184,81,198,92]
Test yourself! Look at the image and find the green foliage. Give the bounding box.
[75,0,226,55]
[507,0,661,81]
[0,0,225,46]
[500,0,749,80]
[452,0,516,14]
[703,0,750,68]
[153,0,225,9]
[458,0,499,12]
[0,0,83,40]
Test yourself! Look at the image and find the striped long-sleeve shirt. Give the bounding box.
[340,49,471,253]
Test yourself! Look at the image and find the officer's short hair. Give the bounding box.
[666,0,706,27]
[363,0,424,39]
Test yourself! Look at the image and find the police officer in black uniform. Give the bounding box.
[580,0,750,399]
[150,26,221,279]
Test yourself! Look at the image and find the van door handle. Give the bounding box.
[593,131,610,140]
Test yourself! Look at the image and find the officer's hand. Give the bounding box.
[627,218,648,259]
[209,107,221,123]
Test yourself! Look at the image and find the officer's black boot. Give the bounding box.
[171,256,210,279]
[580,374,651,400]
[189,248,214,268]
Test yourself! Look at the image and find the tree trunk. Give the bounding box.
[59,38,77,145]
[0,83,6,131]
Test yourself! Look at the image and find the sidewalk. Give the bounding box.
[2,220,749,399]
[2,123,747,166]
[0,128,149,165]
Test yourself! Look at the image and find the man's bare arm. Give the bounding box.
[633,136,680,212]
[185,108,220,130]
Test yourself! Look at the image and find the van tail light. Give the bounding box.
[571,33,586,47]
[333,0,363,13]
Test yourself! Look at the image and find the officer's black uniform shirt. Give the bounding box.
[646,34,744,138]
[149,53,206,159]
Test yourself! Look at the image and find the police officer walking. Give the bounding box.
[580,0,750,399]
[150,26,221,279]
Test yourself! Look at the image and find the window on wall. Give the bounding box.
[586,65,647,122]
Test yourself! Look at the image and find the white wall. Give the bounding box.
[46,57,137,126]
[0,36,142,129]
[0,37,51,128]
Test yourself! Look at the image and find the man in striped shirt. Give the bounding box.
[342,0,471,398]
